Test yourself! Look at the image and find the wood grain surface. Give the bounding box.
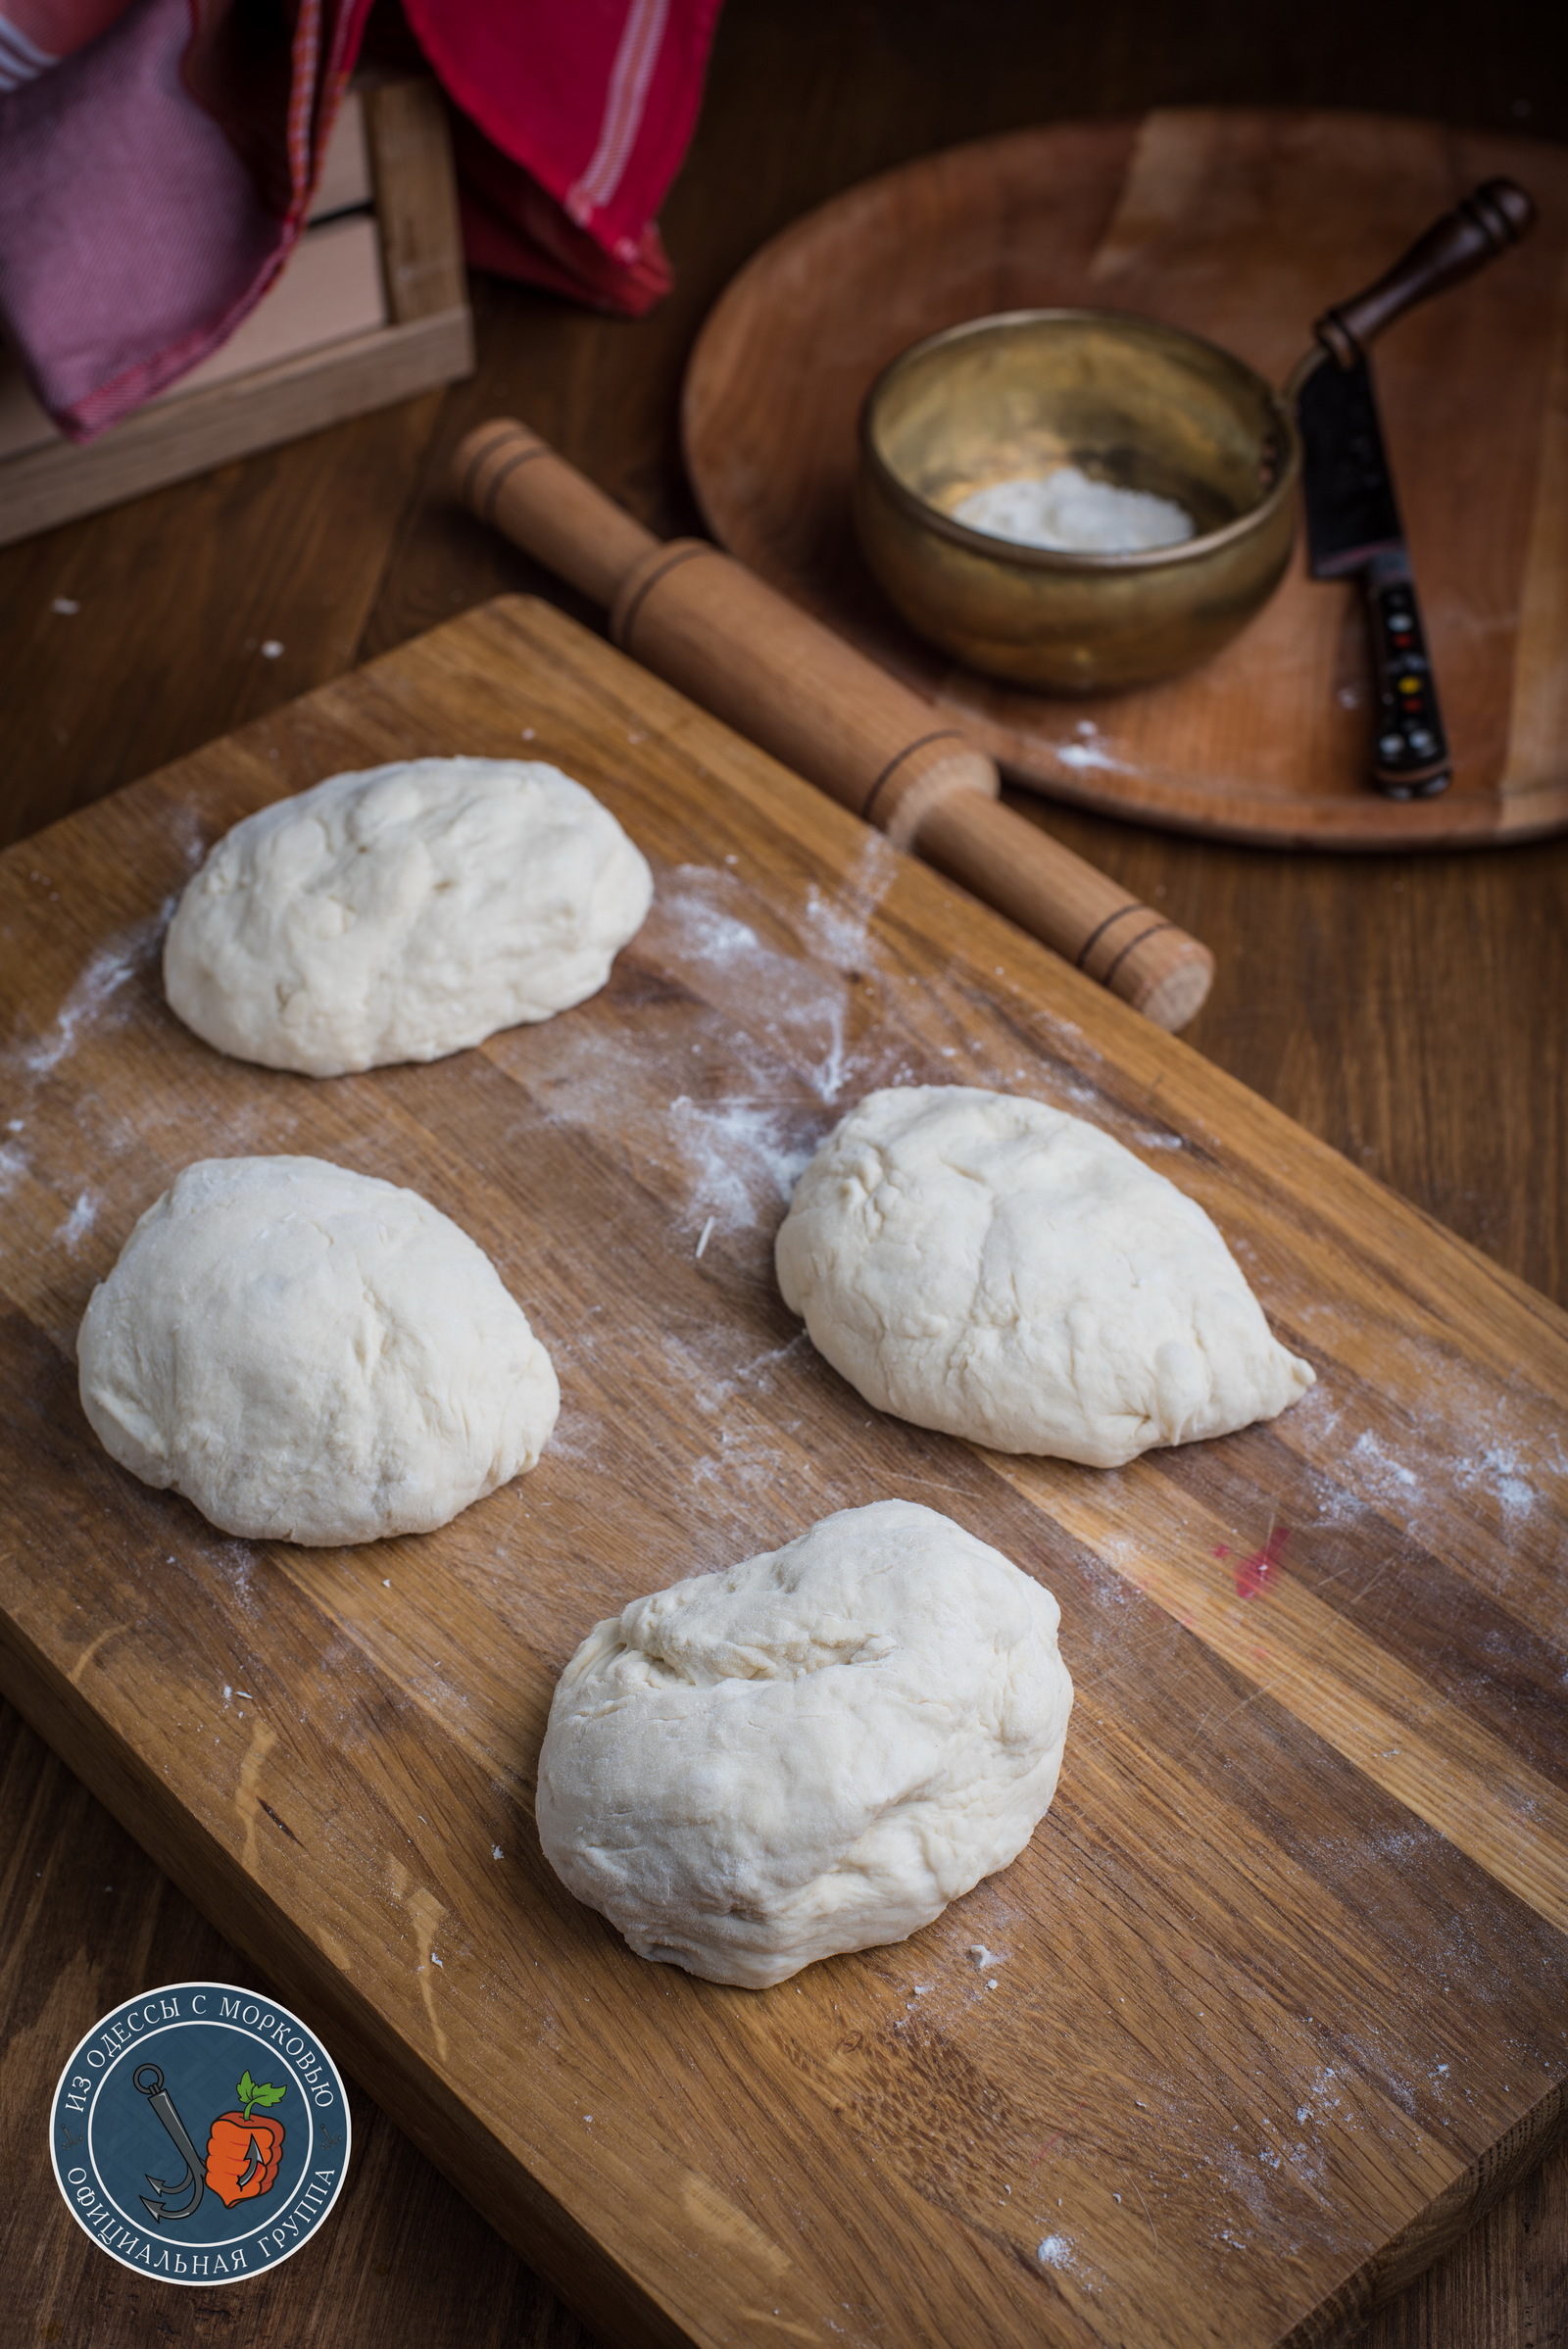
[683,109,1568,849]
[3,593,1567,2349]
[1,3,1565,2344]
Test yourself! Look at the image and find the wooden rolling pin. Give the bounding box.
[454,419,1214,1031]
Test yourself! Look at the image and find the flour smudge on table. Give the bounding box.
[13,904,171,1078]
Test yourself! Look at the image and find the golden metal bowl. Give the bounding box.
[855,309,1300,695]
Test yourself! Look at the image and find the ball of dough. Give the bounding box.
[536,1499,1073,1988]
[164,757,654,1075]
[77,1155,560,1545]
[775,1085,1313,1467]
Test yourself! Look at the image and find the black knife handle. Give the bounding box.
[1316,178,1537,368]
[1365,552,1449,797]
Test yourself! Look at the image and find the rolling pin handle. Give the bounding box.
[912,794,1214,1032]
[453,419,659,608]
[1315,175,1537,367]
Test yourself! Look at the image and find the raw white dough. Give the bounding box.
[536,1498,1073,1989]
[775,1086,1313,1467]
[164,757,654,1075]
[76,1155,559,1545]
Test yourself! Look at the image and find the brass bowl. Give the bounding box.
[855,309,1300,695]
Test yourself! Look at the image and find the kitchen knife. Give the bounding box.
[1292,177,1536,799]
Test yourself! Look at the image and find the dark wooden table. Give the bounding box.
[3,1,1564,2340]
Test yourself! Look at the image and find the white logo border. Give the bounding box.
[48,1979,352,2289]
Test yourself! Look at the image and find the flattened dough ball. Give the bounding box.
[164,757,654,1075]
[77,1155,560,1545]
[775,1085,1313,1467]
[536,1499,1073,1988]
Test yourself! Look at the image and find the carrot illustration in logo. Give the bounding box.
[204,2072,287,2207]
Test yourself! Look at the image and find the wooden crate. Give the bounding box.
[0,75,472,548]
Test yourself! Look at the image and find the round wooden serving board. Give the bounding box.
[683,110,1568,850]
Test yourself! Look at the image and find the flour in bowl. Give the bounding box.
[954,465,1195,554]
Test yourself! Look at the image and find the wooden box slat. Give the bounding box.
[0,77,470,550]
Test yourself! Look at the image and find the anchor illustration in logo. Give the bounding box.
[132,2063,288,2222]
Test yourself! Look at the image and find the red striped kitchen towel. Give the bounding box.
[0,0,724,443]
[403,0,724,313]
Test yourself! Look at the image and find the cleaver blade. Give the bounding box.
[1297,351,1449,799]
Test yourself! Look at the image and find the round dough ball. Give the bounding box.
[536,1499,1073,1988]
[164,757,654,1075]
[77,1155,560,1545]
[775,1085,1313,1467]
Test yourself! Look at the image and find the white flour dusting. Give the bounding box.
[537,1406,605,1467]
[1347,1429,1418,1498]
[505,860,929,1248]
[1056,740,1135,776]
[21,945,141,1075]
[641,864,909,1110]
[799,833,898,968]
[15,904,171,1078]
[1454,1442,1537,1525]
[53,1192,97,1252]
[682,1330,809,1425]
[1286,1374,1562,1569]
[666,1097,815,1230]
[1035,2234,1073,2268]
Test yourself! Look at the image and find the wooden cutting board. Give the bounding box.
[683,109,1568,849]
[2,597,1565,2349]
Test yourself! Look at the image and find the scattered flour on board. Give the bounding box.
[1036,2235,1073,2268]
[652,873,856,1105]
[0,1143,26,1196]
[14,904,172,1079]
[513,1015,815,1245]
[593,861,925,1238]
[644,862,911,1110]
[1454,1442,1538,1525]
[538,1405,604,1467]
[1054,721,1137,777]
[666,1097,815,1230]
[526,860,1142,1248]
[1055,740,1135,776]
[53,1192,97,1252]
[665,1327,812,1498]
[1347,1430,1419,1499]
[1287,1378,1560,1553]
[679,1328,809,1424]
[799,831,898,966]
